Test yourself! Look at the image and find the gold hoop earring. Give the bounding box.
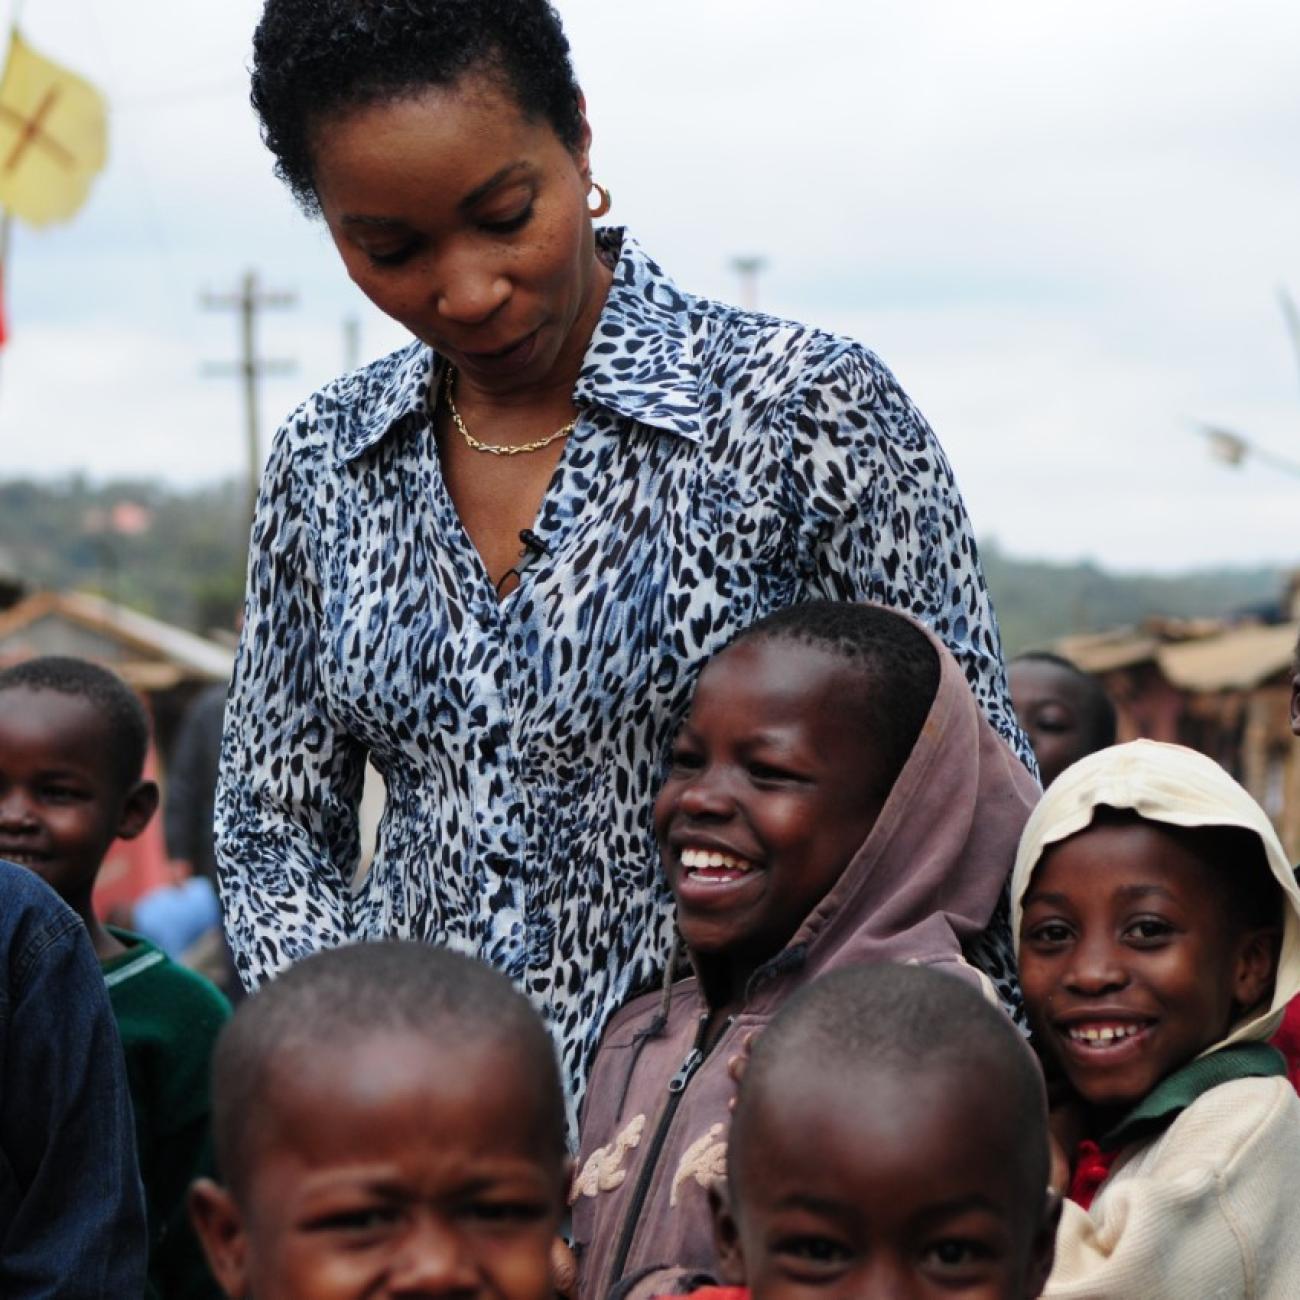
[588,180,612,219]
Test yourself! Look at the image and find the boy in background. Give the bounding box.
[1008,652,1116,789]
[710,963,1058,1300]
[1016,739,1300,1295]
[0,655,229,1299]
[189,942,570,1300]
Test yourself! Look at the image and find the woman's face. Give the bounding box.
[311,73,608,399]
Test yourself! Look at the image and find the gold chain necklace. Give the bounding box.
[443,366,577,457]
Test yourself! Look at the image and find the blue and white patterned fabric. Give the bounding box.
[216,227,1030,1112]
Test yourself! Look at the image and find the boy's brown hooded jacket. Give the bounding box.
[570,617,1039,1299]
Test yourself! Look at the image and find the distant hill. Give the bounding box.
[0,476,1290,645]
[981,542,1289,655]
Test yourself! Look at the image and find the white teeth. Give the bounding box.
[680,847,754,874]
[1067,1024,1145,1044]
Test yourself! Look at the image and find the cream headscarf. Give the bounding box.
[1011,738,1300,1050]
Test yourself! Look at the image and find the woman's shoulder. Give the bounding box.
[609,230,904,423]
[268,337,433,465]
[691,294,887,393]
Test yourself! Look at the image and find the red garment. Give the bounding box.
[659,1291,748,1300]
[1269,999,1300,1093]
[1068,1139,1122,1209]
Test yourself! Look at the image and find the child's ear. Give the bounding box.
[115,779,159,842]
[187,1178,250,1299]
[1290,676,1300,738]
[1233,926,1281,1014]
[1025,1188,1061,1298]
[709,1182,746,1286]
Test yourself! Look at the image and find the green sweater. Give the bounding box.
[104,928,230,1300]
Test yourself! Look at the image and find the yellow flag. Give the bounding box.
[0,31,107,227]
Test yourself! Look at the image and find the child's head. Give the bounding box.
[189,942,569,1300]
[1008,653,1116,789]
[655,601,939,976]
[1015,740,1300,1117]
[716,964,1057,1300]
[0,655,157,909]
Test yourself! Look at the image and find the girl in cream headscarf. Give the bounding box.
[1014,739,1300,1299]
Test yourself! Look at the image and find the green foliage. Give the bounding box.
[0,477,247,634]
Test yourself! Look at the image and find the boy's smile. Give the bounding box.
[1019,819,1277,1115]
[655,639,890,992]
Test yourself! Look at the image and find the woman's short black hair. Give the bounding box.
[250,0,585,214]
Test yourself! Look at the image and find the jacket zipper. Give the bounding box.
[605,1011,727,1291]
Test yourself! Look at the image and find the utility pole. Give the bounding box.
[202,271,297,531]
[731,255,767,311]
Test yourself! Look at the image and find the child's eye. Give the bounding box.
[1031,709,1074,734]
[921,1236,996,1273]
[1025,920,1073,946]
[776,1234,851,1265]
[748,761,803,783]
[1125,917,1175,944]
[460,1198,548,1226]
[308,1206,400,1234]
[40,784,86,804]
[669,747,704,772]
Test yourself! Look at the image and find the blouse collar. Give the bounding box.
[334,227,701,464]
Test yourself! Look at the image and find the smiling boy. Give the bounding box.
[571,601,1038,1297]
[0,656,229,1300]
[189,942,570,1300]
[1014,739,1300,1297]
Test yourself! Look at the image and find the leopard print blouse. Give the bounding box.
[215,228,1030,1119]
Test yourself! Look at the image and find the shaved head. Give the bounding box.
[211,942,566,1197]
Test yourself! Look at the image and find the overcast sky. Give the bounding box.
[1,0,1298,572]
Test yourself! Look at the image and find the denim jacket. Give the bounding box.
[0,862,148,1297]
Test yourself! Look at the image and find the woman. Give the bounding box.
[219,0,1030,1109]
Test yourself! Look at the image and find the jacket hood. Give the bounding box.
[736,606,1040,1009]
[1011,738,1300,1051]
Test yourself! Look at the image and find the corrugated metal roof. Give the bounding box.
[1157,621,1299,693]
[1053,629,1161,674]
[0,590,233,681]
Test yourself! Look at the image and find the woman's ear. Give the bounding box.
[1233,927,1281,1014]
[188,1178,251,1299]
[709,1182,746,1285]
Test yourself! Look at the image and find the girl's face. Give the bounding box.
[1019,820,1277,1115]
[311,72,610,401]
